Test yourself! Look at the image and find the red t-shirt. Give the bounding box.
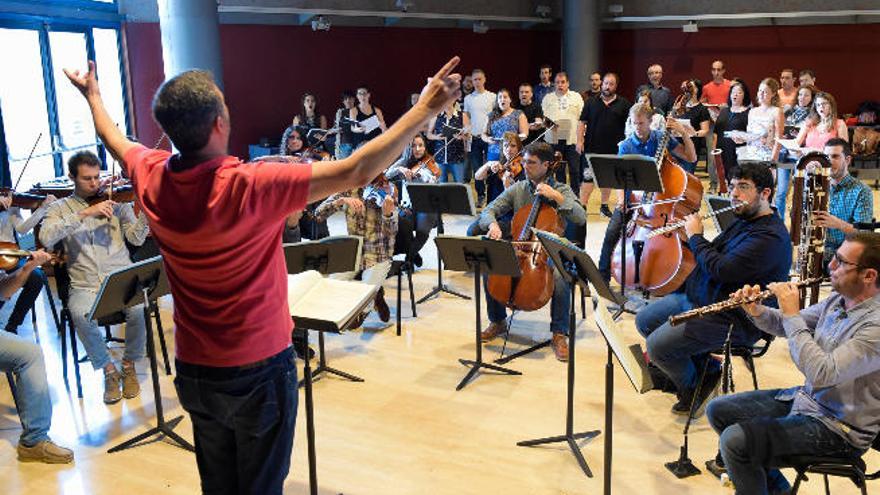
[123,145,311,366]
[702,79,731,106]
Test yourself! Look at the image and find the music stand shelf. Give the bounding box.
[88,256,194,455]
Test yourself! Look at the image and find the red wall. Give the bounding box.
[123,23,561,157]
[602,23,879,113]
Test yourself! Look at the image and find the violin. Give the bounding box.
[0,188,49,210]
[85,184,137,205]
[362,173,397,208]
[498,155,523,178]
[0,241,62,272]
[294,147,331,162]
[487,152,565,311]
[410,155,441,183]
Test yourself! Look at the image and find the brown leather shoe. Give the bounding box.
[374,287,390,323]
[17,439,74,464]
[551,333,569,362]
[480,321,508,342]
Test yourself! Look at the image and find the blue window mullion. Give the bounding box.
[38,23,62,178]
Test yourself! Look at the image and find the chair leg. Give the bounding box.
[791,470,805,495]
[67,316,83,399]
[60,311,69,388]
[406,263,417,318]
[745,355,759,390]
[6,371,20,413]
[823,473,830,495]
[396,263,403,337]
[104,325,124,344]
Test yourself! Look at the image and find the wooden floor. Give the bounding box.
[2,181,880,495]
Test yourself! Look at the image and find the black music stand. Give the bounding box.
[92,256,194,454]
[407,183,475,304]
[705,195,738,233]
[588,154,662,317]
[284,236,364,386]
[434,235,522,390]
[513,231,615,479]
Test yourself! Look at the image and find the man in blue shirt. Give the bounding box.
[635,162,792,416]
[596,103,696,283]
[810,138,874,271]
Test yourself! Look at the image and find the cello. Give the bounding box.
[487,153,565,311]
[611,119,703,296]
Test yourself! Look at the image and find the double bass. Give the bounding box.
[487,153,565,311]
[611,121,703,295]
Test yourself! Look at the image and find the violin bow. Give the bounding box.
[11,132,42,192]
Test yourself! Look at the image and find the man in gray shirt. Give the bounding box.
[478,142,586,362]
[40,151,150,405]
[706,232,880,495]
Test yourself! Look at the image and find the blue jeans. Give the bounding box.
[707,389,864,495]
[174,347,298,495]
[636,293,760,391]
[774,166,793,219]
[336,142,354,159]
[483,266,571,335]
[0,268,46,333]
[0,331,52,446]
[469,139,488,200]
[68,287,146,370]
[439,161,466,183]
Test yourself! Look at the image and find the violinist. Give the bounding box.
[633,162,790,417]
[597,104,697,285]
[279,125,330,241]
[39,151,150,405]
[0,191,56,334]
[312,174,398,323]
[477,142,586,362]
[468,132,525,238]
[386,134,440,267]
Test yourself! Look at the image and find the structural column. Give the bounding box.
[563,0,600,93]
[157,0,224,89]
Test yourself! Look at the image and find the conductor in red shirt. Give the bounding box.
[64,57,462,494]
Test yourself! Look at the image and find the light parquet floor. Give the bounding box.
[2,180,880,494]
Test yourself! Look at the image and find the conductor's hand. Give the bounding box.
[79,200,115,219]
[683,212,704,238]
[767,281,802,317]
[487,222,503,240]
[417,57,462,114]
[731,284,764,317]
[63,60,100,100]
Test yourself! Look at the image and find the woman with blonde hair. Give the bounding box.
[796,91,849,151]
[736,77,784,163]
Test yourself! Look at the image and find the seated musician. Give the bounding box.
[0,249,74,463]
[477,141,586,361]
[635,162,791,414]
[0,192,56,333]
[39,151,150,405]
[280,125,329,241]
[810,138,874,271]
[386,133,440,267]
[707,232,880,495]
[467,131,525,237]
[597,103,697,284]
[312,176,398,323]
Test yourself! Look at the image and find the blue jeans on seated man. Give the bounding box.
[0,331,53,447]
[773,165,794,220]
[0,268,46,333]
[635,292,760,392]
[482,266,571,335]
[175,347,298,495]
[707,389,864,495]
[68,287,146,370]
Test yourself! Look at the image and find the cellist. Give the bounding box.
[477,142,586,362]
[596,103,697,285]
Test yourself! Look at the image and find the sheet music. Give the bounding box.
[288,271,377,330]
[591,291,652,394]
[359,115,381,134]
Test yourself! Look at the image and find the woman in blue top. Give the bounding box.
[481,89,528,161]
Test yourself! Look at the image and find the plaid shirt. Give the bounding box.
[314,189,398,270]
[826,174,874,254]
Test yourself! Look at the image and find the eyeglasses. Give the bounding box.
[832,252,863,270]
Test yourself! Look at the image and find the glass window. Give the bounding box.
[93,28,128,138]
[49,31,96,155]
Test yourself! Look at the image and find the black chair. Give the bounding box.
[782,436,880,495]
[390,256,417,337]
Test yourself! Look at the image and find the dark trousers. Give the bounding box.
[175,347,298,495]
[553,143,582,193]
[598,208,626,284]
[469,139,488,201]
[0,268,45,333]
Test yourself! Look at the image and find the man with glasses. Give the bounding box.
[634,162,792,416]
[707,232,880,495]
[810,138,874,272]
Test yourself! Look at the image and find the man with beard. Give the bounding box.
[634,162,792,416]
[516,83,544,145]
[577,72,631,217]
[707,232,880,495]
[581,71,602,101]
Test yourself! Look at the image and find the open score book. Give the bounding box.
[287,270,379,331]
